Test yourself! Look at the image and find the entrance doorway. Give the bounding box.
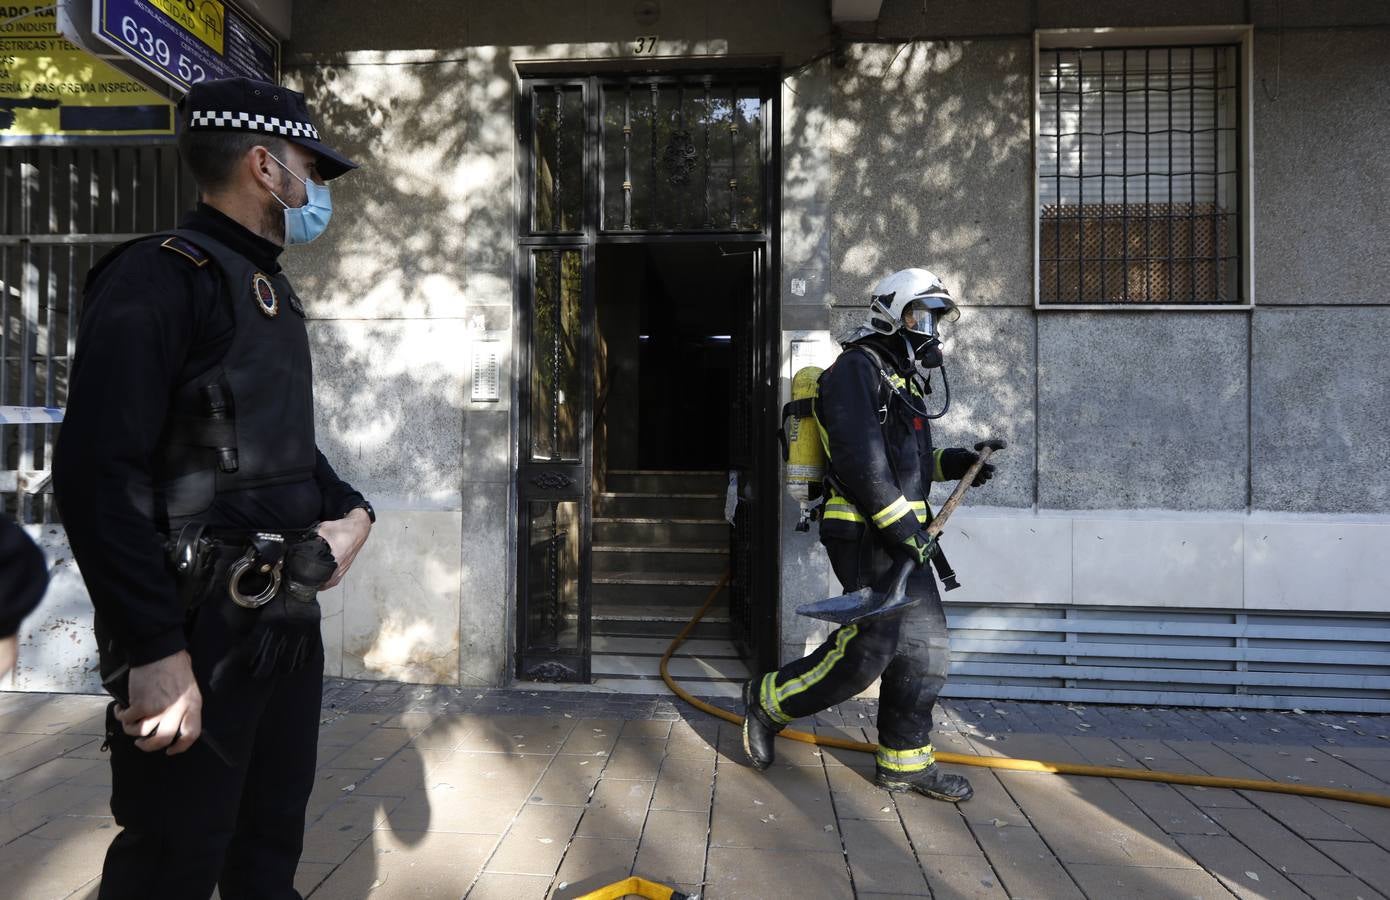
[514,72,780,688]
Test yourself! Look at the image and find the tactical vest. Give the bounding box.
[143,229,317,530]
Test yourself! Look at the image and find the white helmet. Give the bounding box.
[866,268,960,339]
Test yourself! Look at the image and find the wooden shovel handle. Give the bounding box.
[925,439,1006,538]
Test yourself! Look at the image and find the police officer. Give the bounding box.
[742,268,996,802]
[1,514,48,676]
[53,77,373,899]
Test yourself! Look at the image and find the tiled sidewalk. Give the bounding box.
[1,682,1388,899]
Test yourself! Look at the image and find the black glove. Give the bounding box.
[939,447,995,487]
[894,529,937,567]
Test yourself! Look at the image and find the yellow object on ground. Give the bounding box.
[572,874,688,899]
[660,573,1390,811]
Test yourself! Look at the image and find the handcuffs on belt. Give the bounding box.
[226,532,287,609]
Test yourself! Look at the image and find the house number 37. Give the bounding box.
[632,36,658,55]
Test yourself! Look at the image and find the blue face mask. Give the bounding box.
[266,151,332,245]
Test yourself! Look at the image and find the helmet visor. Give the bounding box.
[901,297,957,337]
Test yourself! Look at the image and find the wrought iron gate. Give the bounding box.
[1,146,193,523]
[515,71,779,681]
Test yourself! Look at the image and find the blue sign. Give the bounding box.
[92,0,278,93]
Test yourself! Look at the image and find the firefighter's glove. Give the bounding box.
[940,447,995,487]
[895,530,937,568]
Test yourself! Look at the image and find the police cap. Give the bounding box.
[178,77,359,180]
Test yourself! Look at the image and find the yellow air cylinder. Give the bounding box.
[785,366,826,503]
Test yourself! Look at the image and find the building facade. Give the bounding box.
[4,0,1388,711]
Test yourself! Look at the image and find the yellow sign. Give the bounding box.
[0,4,173,142]
[148,0,225,54]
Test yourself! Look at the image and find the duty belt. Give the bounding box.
[166,523,320,609]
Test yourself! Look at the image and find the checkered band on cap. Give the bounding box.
[189,110,321,140]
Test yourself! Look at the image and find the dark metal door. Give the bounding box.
[726,244,766,666]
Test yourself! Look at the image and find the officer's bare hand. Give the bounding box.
[0,634,17,677]
[116,650,202,755]
[317,507,372,589]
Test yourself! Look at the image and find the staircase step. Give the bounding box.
[594,517,730,546]
[607,470,729,494]
[592,635,741,657]
[595,492,725,519]
[593,546,730,577]
[591,579,727,608]
[591,653,750,681]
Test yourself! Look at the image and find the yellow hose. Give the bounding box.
[659,574,1390,811]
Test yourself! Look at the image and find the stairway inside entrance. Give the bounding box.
[592,470,747,697]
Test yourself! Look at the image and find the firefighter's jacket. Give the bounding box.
[815,339,947,544]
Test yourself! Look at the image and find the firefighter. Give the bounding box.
[743,268,995,802]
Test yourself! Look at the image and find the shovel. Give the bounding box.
[796,439,1006,625]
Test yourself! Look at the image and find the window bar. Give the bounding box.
[1213,54,1224,299]
[1189,47,1198,302]
[553,87,563,231]
[1054,50,1062,302]
[729,84,739,230]
[1234,45,1243,302]
[1099,49,1107,302]
[675,82,686,227]
[1122,49,1130,300]
[1144,49,1152,303]
[702,77,713,228]
[1166,47,1174,304]
[550,249,562,461]
[649,82,659,230]
[622,86,633,230]
[18,150,37,521]
[1075,50,1084,303]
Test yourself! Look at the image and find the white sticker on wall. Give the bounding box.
[790,277,807,296]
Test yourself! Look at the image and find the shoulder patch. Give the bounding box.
[160,236,211,268]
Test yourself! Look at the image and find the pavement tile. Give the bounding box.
[457,716,576,755]
[1112,780,1223,835]
[620,720,673,740]
[664,720,718,760]
[530,753,605,806]
[484,802,585,876]
[997,771,1197,868]
[430,751,552,798]
[1206,806,1351,875]
[918,854,1010,899]
[840,817,931,895]
[704,847,851,900]
[651,755,714,812]
[1311,840,1390,891]
[1322,799,1390,851]
[988,732,1089,765]
[301,794,401,865]
[1064,861,1240,899]
[354,747,452,798]
[378,710,438,736]
[551,836,638,898]
[827,763,899,821]
[1174,833,1312,899]
[293,861,335,897]
[311,829,495,899]
[634,808,708,887]
[954,770,1027,827]
[577,778,656,841]
[316,714,385,748]
[601,738,666,781]
[1288,872,1388,900]
[0,779,110,844]
[383,785,527,834]
[709,762,839,852]
[0,733,99,781]
[814,725,874,769]
[0,756,100,806]
[468,871,553,898]
[1246,790,1371,842]
[0,815,116,900]
[896,794,981,856]
[1221,742,1387,794]
[559,720,623,756]
[407,713,481,751]
[320,726,412,770]
[304,768,374,821]
[970,822,1084,899]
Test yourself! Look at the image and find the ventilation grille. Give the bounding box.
[942,605,1390,713]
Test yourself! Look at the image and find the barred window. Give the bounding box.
[1037,42,1243,305]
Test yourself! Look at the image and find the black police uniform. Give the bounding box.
[753,335,953,775]
[52,78,364,900]
[1,514,48,641]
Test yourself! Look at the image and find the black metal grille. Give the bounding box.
[1038,45,1242,304]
